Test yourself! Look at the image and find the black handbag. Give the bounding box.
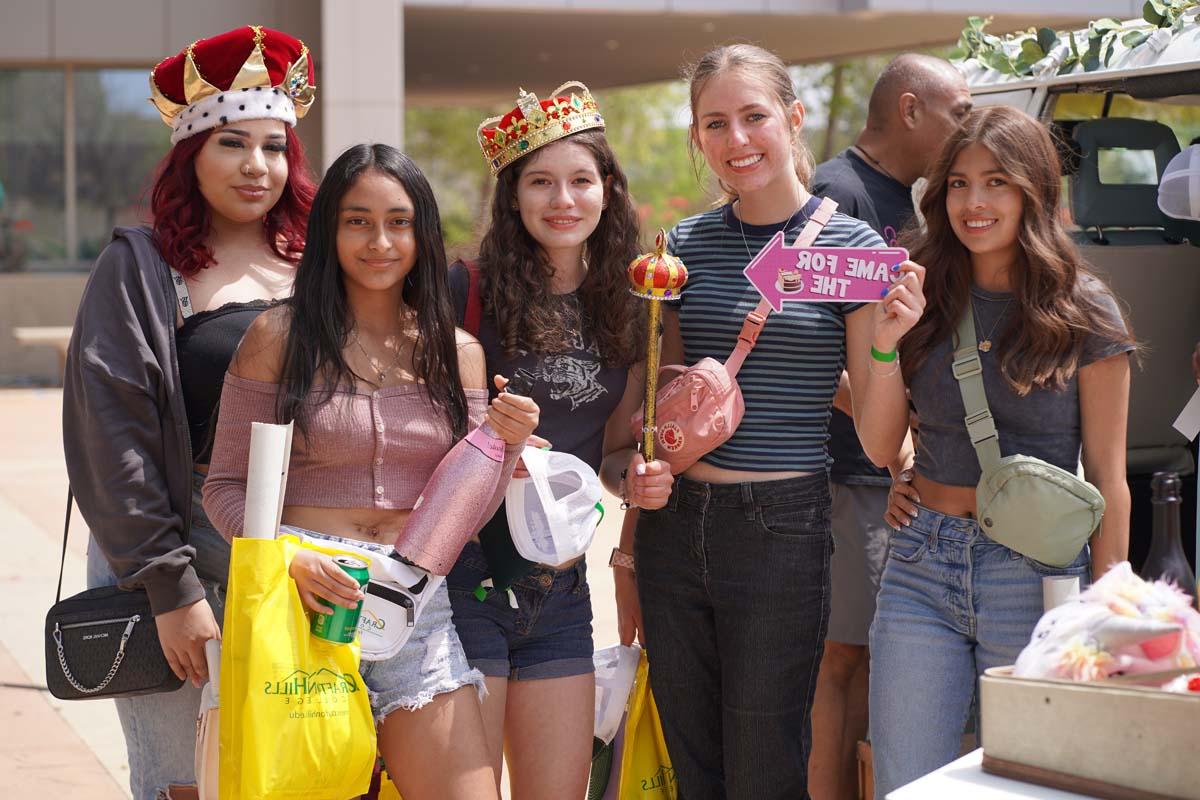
[44,489,183,700]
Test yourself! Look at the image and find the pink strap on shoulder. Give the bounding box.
[725,197,838,378]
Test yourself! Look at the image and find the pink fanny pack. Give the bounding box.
[631,197,838,473]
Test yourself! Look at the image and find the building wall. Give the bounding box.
[0,274,87,383]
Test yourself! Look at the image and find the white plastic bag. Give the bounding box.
[593,644,641,745]
[506,447,604,564]
[195,639,220,800]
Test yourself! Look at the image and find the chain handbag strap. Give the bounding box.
[52,615,141,694]
[53,486,142,693]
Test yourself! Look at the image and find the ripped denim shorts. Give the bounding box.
[279,525,486,720]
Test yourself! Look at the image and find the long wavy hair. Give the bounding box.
[900,106,1134,394]
[277,144,469,438]
[478,129,643,367]
[150,126,315,276]
[684,44,815,203]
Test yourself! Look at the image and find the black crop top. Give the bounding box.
[176,300,277,464]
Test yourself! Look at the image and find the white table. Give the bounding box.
[888,749,1100,799]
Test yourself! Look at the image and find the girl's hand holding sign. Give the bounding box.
[873,260,927,354]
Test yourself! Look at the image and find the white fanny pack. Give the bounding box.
[282,530,444,661]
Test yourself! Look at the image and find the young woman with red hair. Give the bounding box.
[61,26,318,800]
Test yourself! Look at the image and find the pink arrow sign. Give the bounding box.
[743,232,908,312]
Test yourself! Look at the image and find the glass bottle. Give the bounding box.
[1140,471,1197,603]
[392,369,535,574]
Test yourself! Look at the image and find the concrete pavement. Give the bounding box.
[0,387,627,799]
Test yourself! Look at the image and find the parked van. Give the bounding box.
[959,12,1199,555]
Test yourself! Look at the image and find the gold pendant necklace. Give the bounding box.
[352,329,405,385]
[973,295,1012,353]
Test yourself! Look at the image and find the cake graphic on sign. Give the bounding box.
[776,268,804,294]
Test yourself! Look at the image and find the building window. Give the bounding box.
[75,69,169,261]
[0,69,65,270]
[0,67,167,271]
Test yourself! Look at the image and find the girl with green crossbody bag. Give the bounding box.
[850,105,1137,798]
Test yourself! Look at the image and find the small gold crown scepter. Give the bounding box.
[626,230,688,461]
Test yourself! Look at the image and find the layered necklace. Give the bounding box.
[351,328,407,385]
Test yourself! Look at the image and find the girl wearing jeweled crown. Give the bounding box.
[62,26,318,799]
[442,82,669,798]
[611,44,905,798]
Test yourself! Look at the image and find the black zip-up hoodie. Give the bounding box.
[63,226,204,615]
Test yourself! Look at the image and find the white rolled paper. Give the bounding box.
[204,638,221,703]
[243,420,294,539]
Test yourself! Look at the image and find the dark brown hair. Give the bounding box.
[279,144,468,438]
[900,105,1134,395]
[478,129,643,367]
[684,43,814,201]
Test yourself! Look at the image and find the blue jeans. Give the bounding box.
[635,474,832,800]
[868,503,1090,799]
[85,472,229,800]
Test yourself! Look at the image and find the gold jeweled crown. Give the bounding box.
[477,81,605,175]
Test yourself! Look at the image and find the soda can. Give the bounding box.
[311,555,370,644]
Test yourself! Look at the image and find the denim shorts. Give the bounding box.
[86,471,230,800]
[446,540,594,680]
[279,525,486,719]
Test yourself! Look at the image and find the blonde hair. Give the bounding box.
[685,44,813,201]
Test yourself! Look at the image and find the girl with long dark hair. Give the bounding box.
[444,82,662,799]
[854,105,1135,797]
[62,26,317,799]
[203,143,539,800]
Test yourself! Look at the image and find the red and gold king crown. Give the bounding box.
[477,80,605,175]
[627,230,688,300]
[150,25,316,145]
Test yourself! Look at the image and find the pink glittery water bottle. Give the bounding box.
[393,370,535,573]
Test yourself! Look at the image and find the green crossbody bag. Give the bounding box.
[951,307,1104,567]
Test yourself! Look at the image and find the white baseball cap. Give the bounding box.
[506,447,604,564]
[1158,144,1200,221]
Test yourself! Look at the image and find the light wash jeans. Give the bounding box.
[867,503,1090,799]
[85,472,229,800]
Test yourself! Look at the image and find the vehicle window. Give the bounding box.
[1050,92,1200,225]
[1053,93,1200,147]
[1098,148,1159,184]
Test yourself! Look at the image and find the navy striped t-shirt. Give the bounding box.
[667,198,884,473]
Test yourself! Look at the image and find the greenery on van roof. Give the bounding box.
[951,1,1197,77]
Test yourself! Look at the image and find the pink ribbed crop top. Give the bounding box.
[202,372,492,540]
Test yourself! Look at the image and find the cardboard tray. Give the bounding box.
[980,666,1200,800]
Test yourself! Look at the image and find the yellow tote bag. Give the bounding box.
[376,771,403,799]
[220,536,376,800]
[618,651,677,800]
